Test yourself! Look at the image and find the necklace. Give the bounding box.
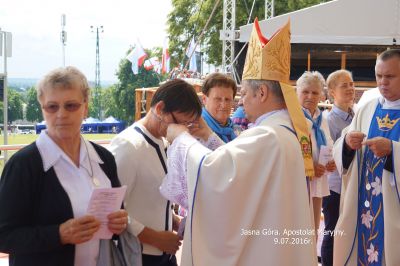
[83,139,101,187]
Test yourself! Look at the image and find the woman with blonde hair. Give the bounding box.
[321,69,355,266]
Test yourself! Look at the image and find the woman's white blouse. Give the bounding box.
[36,131,111,266]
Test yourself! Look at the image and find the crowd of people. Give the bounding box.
[0,18,399,266]
[168,68,203,80]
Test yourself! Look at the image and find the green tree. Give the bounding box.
[168,0,331,66]
[7,89,24,123]
[100,85,121,119]
[113,48,161,124]
[88,90,98,119]
[25,87,43,122]
[88,86,117,120]
[167,0,198,67]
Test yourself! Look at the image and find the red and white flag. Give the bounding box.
[126,40,147,74]
[144,57,161,72]
[161,39,170,74]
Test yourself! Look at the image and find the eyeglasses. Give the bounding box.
[42,102,83,113]
[211,97,234,105]
[170,112,198,128]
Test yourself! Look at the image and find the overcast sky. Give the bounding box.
[0,0,172,82]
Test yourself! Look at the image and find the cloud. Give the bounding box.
[1,0,172,81]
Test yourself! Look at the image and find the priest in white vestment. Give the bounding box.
[161,18,317,266]
[333,49,400,265]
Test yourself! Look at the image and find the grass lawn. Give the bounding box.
[0,133,116,145]
[0,133,116,173]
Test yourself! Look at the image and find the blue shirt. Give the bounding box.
[231,106,249,132]
[327,105,354,142]
[326,105,354,193]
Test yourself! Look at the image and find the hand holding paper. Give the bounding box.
[107,209,129,235]
[325,160,336,172]
[59,215,100,245]
[318,145,333,166]
[87,185,127,239]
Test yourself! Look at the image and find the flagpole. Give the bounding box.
[0,30,11,162]
[184,0,221,70]
[155,72,162,83]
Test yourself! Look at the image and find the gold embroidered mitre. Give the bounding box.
[242,18,314,177]
[242,18,290,82]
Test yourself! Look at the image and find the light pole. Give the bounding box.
[90,25,103,119]
[61,14,67,67]
[0,29,12,162]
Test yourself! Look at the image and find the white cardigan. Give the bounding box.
[109,123,172,256]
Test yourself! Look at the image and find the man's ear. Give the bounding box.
[154,101,166,117]
[259,84,268,102]
[202,94,208,105]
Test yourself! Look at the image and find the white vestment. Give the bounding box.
[166,111,317,266]
[357,87,380,108]
[333,98,400,266]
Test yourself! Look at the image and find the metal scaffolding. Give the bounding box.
[265,0,275,19]
[221,0,274,83]
[221,0,236,75]
[90,25,103,119]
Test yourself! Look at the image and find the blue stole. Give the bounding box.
[303,110,327,149]
[357,103,400,265]
[202,107,236,143]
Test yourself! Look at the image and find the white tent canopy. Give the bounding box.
[83,117,101,124]
[239,0,400,45]
[102,116,120,123]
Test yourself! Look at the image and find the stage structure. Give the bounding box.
[238,0,400,86]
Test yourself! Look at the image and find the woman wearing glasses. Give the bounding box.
[0,67,128,266]
[109,79,202,266]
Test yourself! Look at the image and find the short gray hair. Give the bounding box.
[296,71,325,91]
[378,48,400,62]
[36,66,90,103]
[242,79,284,103]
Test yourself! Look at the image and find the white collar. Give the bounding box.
[36,131,103,172]
[379,96,400,109]
[251,109,288,127]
